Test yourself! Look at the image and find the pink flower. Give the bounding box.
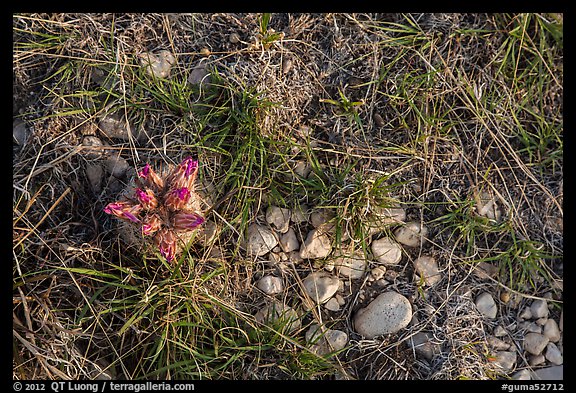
[141,213,162,236]
[168,157,198,191]
[135,188,158,210]
[104,201,142,223]
[173,211,205,231]
[164,187,191,211]
[138,163,164,190]
[154,228,177,263]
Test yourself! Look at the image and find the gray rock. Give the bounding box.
[371,237,402,265]
[531,365,563,380]
[545,343,563,365]
[188,61,212,87]
[98,113,135,141]
[368,205,406,229]
[299,228,332,259]
[487,336,511,351]
[293,160,312,178]
[512,369,532,380]
[266,206,291,234]
[13,119,30,146]
[139,50,176,79]
[324,329,348,352]
[394,221,429,247]
[492,351,517,372]
[523,333,550,356]
[334,251,367,279]
[305,324,324,343]
[559,310,563,331]
[245,224,278,257]
[254,302,301,333]
[475,292,498,319]
[279,228,300,253]
[472,261,499,280]
[256,275,284,295]
[543,319,561,343]
[521,321,543,334]
[310,209,335,228]
[303,272,339,304]
[407,332,439,360]
[86,163,104,193]
[529,354,546,366]
[290,205,309,224]
[82,136,107,159]
[371,266,386,281]
[288,250,303,265]
[229,32,241,44]
[494,325,507,337]
[519,306,533,320]
[104,154,129,178]
[324,298,340,312]
[413,255,441,286]
[531,299,549,319]
[475,191,501,221]
[353,291,412,338]
[305,325,348,355]
[536,317,548,326]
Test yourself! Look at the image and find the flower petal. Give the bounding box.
[169,157,198,191]
[141,213,163,236]
[154,229,177,263]
[104,201,142,223]
[135,188,158,210]
[173,211,205,231]
[138,163,164,190]
[164,187,191,211]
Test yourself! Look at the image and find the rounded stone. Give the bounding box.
[266,206,291,234]
[254,302,301,333]
[324,298,340,312]
[353,291,412,338]
[543,319,560,343]
[334,252,367,279]
[544,342,563,365]
[245,224,278,257]
[492,351,517,372]
[303,272,340,304]
[413,255,441,286]
[523,333,550,356]
[530,299,549,319]
[86,163,104,193]
[394,221,429,247]
[511,369,531,380]
[256,275,284,295]
[279,227,300,253]
[371,237,402,265]
[475,292,498,319]
[299,228,332,259]
[104,154,129,178]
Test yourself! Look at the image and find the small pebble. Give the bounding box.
[544,342,563,365]
[229,32,241,44]
[324,298,340,312]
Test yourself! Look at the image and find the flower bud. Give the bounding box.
[154,228,177,263]
[164,187,191,211]
[135,188,158,210]
[173,211,205,231]
[141,213,162,236]
[104,201,142,223]
[138,163,164,190]
[169,157,198,191]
